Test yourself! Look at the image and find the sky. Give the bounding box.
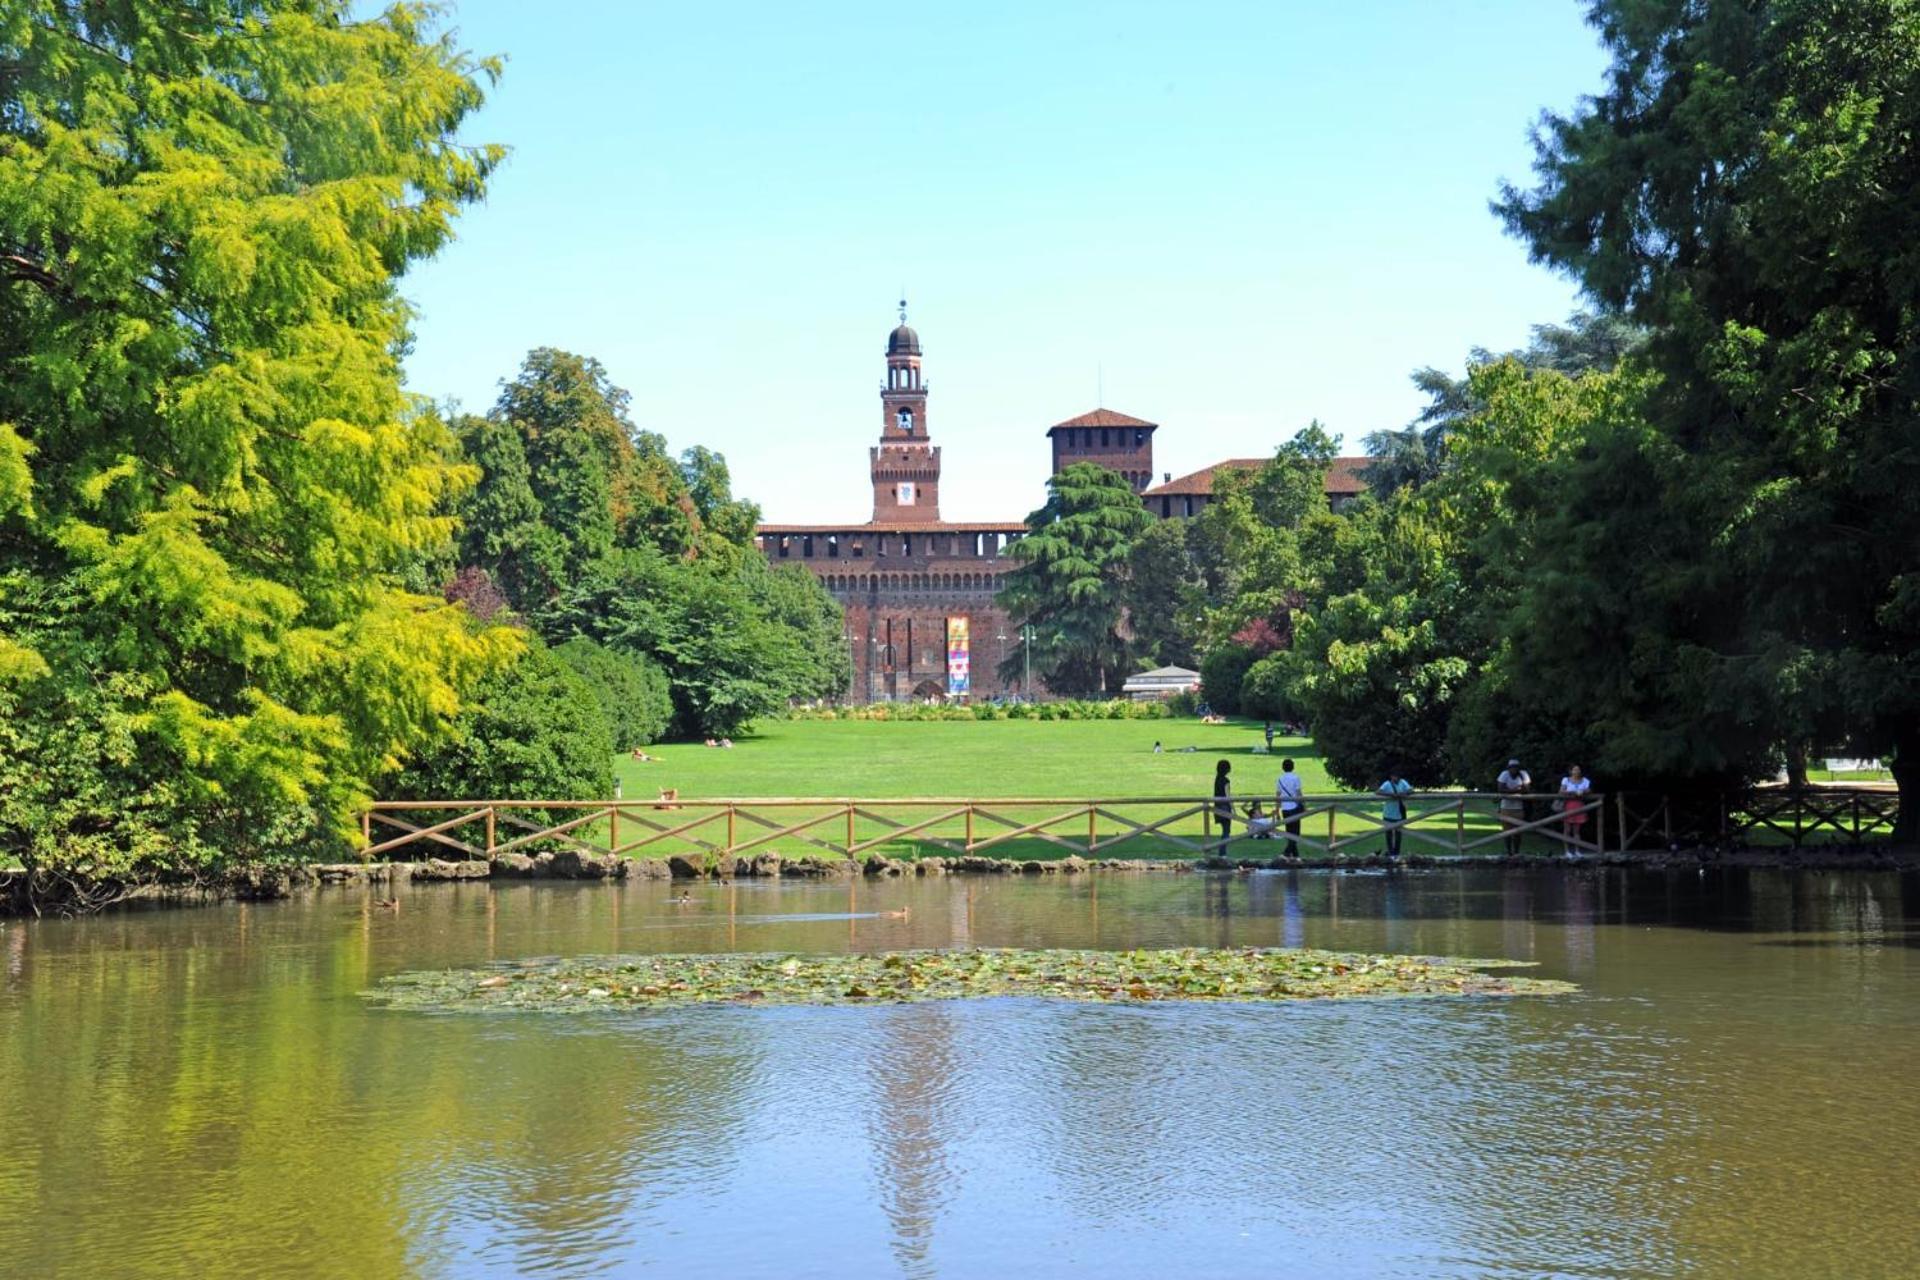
[400,1,1610,524]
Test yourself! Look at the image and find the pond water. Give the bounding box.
[2,868,1917,1279]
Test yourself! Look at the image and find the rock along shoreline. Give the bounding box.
[4,842,1915,916]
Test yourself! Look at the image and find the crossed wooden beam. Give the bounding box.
[356,794,1625,862]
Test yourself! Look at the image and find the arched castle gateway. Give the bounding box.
[755,306,1371,702]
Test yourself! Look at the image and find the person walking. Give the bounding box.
[1264,721,1276,752]
[1558,764,1592,857]
[1377,766,1412,859]
[1212,759,1234,855]
[1276,757,1305,858]
[1496,758,1531,855]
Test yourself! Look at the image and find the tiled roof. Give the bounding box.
[1048,407,1158,432]
[1142,456,1373,498]
[757,520,1028,535]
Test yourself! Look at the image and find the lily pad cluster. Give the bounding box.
[367,947,1574,1013]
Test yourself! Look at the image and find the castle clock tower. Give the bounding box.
[871,301,941,521]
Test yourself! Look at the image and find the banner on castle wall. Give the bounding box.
[946,616,970,697]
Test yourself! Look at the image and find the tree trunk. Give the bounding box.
[1893,729,1919,849]
[1786,740,1809,790]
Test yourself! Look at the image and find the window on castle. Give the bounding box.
[1101,428,1110,447]
[897,408,913,434]
[827,535,840,559]
[777,537,789,558]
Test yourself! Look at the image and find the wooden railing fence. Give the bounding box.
[357,792,1612,862]
[357,786,1900,862]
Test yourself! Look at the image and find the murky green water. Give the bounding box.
[2,868,1917,1279]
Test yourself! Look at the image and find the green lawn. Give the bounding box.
[598,717,1563,862]
[615,716,1319,800]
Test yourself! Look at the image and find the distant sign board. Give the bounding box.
[947,616,970,697]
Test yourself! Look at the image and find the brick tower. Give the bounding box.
[871,301,941,521]
[1048,407,1158,492]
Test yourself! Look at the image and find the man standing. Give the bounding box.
[1276,757,1305,859]
[1496,758,1531,856]
[1377,767,1412,859]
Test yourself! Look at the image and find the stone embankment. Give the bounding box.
[6,844,1912,916]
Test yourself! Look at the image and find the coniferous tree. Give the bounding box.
[997,464,1151,695]
[1496,0,1920,833]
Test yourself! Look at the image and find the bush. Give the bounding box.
[385,640,612,801]
[553,637,672,748]
[782,699,1166,723]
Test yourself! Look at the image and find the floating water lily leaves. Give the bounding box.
[366,948,1574,1014]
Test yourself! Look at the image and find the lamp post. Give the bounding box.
[998,625,1034,699]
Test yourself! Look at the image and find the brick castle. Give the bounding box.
[755,307,1367,702]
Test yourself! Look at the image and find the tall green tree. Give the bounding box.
[997,463,1151,695]
[1364,311,1645,497]
[1495,0,1920,835]
[1124,519,1203,669]
[0,1,514,877]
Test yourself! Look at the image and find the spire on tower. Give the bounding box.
[899,294,908,324]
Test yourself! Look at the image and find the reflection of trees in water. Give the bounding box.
[863,1005,960,1280]
[0,890,762,1280]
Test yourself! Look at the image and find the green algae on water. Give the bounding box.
[366,947,1575,1013]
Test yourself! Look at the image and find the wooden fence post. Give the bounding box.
[1617,794,1627,853]
[1088,804,1097,853]
[1455,797,1465,855]
[847,803,856,856]
[609,804,619,853]
[726,804,736,855]
[965,804,974,853]
[486,806,496,856]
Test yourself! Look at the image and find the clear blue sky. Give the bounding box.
[401,1,1607,523]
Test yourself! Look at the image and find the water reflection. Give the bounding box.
[0,867,1916,1279]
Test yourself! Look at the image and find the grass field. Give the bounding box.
[614,716,1321,800]
[600,717,1562,861]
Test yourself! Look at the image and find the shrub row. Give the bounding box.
[788,699,1173,723]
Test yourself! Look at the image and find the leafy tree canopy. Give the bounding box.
[1496,0,1920,832]
[0,1,515,875]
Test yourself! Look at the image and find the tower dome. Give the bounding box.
[887,297,921,356]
